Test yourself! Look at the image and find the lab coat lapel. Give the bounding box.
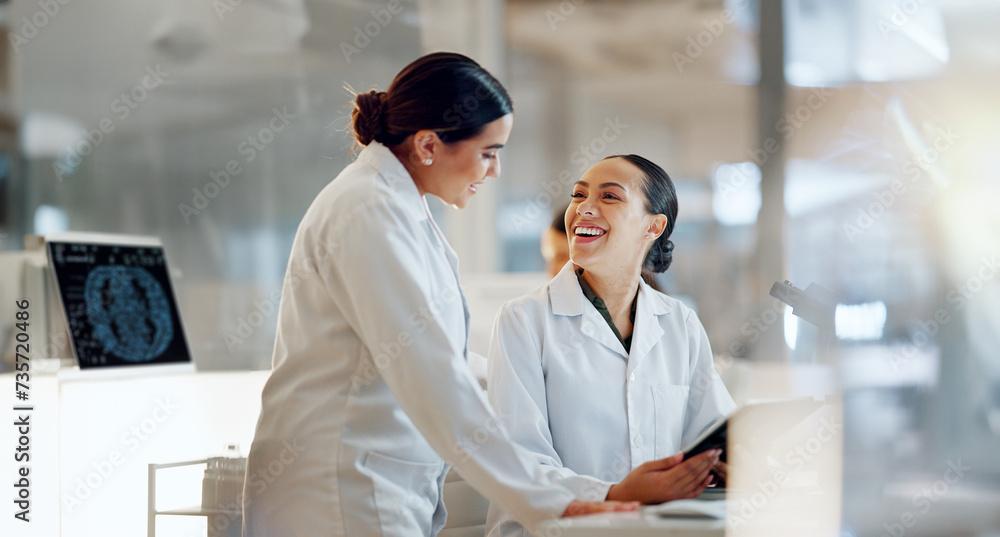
[582,307,629,359]
[422,204,472,357]
[361,142,472,357]
[549,263,628,359]
[626,281,669,376]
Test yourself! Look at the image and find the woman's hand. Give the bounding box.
[605,449,720,504]
[561,499,640,517]
[711,460,727,486]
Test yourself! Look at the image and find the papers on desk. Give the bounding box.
[646,500,727,519]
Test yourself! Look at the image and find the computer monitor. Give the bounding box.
[45,232,195,375]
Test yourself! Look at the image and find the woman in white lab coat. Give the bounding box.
[242,53,633,537]
[485,155,737,537]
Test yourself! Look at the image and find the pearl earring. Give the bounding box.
[646,234,652,239]
[423,158,433,165]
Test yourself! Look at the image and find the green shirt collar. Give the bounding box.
[575,268,638,353]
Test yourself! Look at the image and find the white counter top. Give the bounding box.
[537,507,725,537]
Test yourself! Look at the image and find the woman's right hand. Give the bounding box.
[605,449,720,504]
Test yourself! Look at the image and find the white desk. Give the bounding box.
[0,369,270,537]
[537,508,725,537]
[538,490,843,537]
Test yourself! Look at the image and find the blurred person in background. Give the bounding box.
[541,206,571,278]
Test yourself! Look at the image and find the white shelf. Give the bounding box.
[147,458,242,537]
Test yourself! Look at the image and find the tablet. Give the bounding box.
[682,413,729,461]
[682,398,825,462]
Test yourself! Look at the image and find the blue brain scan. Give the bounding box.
[84,266,174,362]
[47,240,191,369]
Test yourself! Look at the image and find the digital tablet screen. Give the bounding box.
[683,419,728,462]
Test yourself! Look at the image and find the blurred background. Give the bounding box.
[0,0,999,535]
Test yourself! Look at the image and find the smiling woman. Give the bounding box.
[484,154,735,537]
[566,155,678,340]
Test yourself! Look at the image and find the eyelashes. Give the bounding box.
[570,192,621,201]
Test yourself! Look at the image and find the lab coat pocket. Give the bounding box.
[652,384,691,458]
[362,450,445,537]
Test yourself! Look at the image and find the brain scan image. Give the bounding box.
[84,266,174,362]
[48,241,190,369]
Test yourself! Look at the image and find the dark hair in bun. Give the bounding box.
[351,52,513,147]
[603,154,678,273]
[353,90,388,146]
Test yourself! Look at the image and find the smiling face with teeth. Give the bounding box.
[565,157,667,278]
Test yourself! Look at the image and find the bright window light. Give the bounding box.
[784,306,799,351]
[835,301,888,341]
[34,205,69,234]
[711,162,761,226]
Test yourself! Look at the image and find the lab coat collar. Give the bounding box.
[549,262,672,362]
[628,280,668,373]
[356,141,429,223]
[549,262,672,316]
[549,262,588,317]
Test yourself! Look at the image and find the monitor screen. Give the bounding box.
[46,234,192,369]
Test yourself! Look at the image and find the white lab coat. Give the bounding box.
[485,262,736,537]
[243,142,575,537]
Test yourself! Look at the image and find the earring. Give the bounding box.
[645,234,652,239]
[423,158,433,166]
